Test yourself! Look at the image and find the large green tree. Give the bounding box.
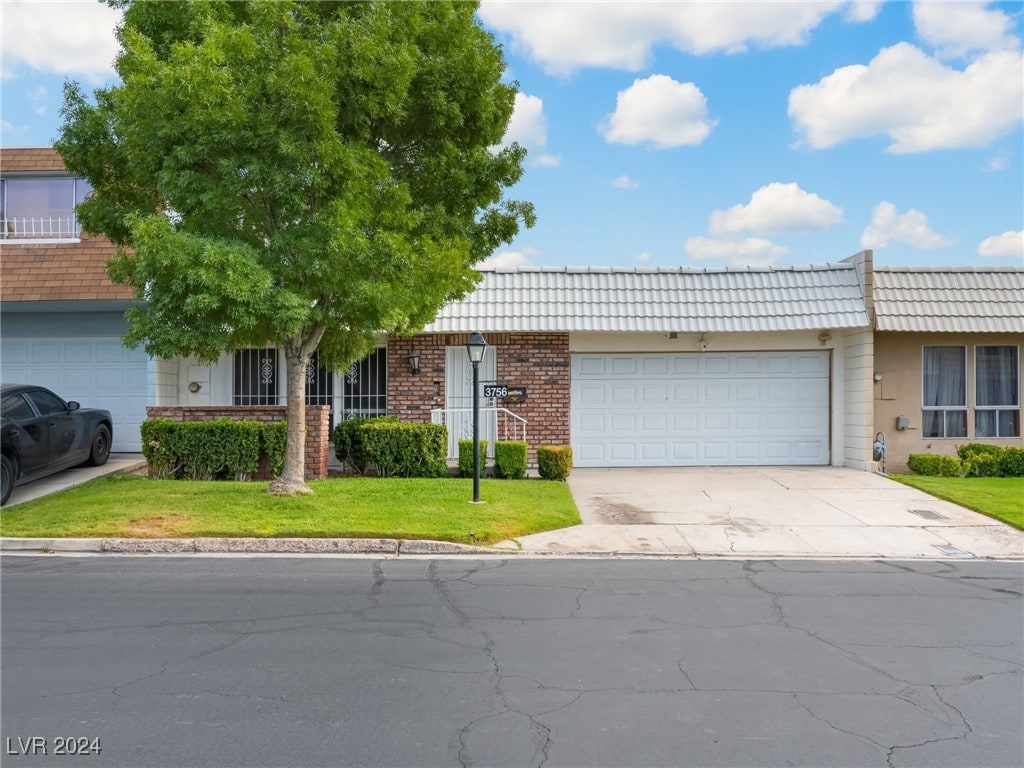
[57,0,533,494]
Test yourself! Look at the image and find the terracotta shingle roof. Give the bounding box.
[1,147,131,302]
[0,147,67,173]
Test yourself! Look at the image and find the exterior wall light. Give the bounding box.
[188,381,202,393]
[407,349,421,375]
[465,332,488,503]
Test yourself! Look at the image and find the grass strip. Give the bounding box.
[889,475,1023,530]
[0,475,581,545]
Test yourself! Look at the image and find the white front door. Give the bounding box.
[571,351,830,467]
[445,346,497,458]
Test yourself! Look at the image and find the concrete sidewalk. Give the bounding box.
[496,467,1024,560]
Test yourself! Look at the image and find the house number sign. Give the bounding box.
[483,384,509,398]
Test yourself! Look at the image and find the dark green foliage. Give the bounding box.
[999,447,1024,477]
[458,439,489,478]
[360,421,448,478]
[494,441,527,479]
[963,452,1003,478]
[956,443,1006,460]
[907,453,964,477]
[537,445,573,481]
[334,416,398,474]
[140,418,286,480]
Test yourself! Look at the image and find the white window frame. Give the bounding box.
[921,346,967,439]
[0,174,91,243]
[974,345,1020,438]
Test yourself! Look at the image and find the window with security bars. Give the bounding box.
[304,349,335,430]
[234,348,279,405]
[975,346,1020,438]
[341,348,387,420]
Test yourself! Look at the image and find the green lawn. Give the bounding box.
[890,475,1024,530]
[0,475,581,545]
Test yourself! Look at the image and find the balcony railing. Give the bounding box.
[1,216,80,240]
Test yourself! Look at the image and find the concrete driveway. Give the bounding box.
[508,467,1024,560]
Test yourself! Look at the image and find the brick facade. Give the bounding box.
[388,332,571,464]
[145,405,330,480]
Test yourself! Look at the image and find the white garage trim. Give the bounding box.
[571,352,830,467]
[1,337,150,452]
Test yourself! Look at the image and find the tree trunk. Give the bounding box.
[266,327,325,495]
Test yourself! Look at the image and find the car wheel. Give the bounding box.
[1,454,14,506]
[86,425,111,467]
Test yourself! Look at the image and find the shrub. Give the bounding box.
[140,418,286,480]
[963,452,1002,478]
[907,453,964,477]
[537,445,573,481]
[956,443,1005,461]
[999,447,1024,477]
[360,421,448,478]
[494,441,528,479]
[333,416,398,474]
[458,439,489,478]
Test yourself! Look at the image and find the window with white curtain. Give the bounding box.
[975,346,1020,437]
[922,346,967,438]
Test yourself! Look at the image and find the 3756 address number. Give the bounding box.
[483,385,508,398]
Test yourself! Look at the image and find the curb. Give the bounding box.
[0,537,503,556]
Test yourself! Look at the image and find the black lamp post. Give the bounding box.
[465,331,488,503]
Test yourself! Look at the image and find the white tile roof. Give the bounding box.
[425,264,869,333]
[874,267,1024,333]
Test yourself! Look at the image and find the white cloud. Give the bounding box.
[685,236,788,267]
[978,230,1024,259]
[613,175,639,190]
[789,43,1024,153]
[533,153,561,168]
[709,182,842,236]
[479,249,538,269]
[601,75,715,148]
[479,1,845,75]
[844,1,882,23]
[504,93,547,147]
[1,1,121,83]
[860,202,952,250]
[635,251,652,263]
[913,1,1020,59]
[29,85,46,115]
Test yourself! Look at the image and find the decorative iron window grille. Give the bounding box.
[0,176,91,240]
[234,348,279,405]
[341,348,387,420]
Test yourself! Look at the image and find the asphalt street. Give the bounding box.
[2,556,1022,768]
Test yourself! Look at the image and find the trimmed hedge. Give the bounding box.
[537,445,573,481]
[494,441,528,479]
[359,421,448,478]
[141,418,287,480]
[458,439,489,478]
[908,446,1024,478]
[333,416,398,474]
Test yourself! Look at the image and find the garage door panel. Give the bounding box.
[2,337,148,452]
[572,352,830,467]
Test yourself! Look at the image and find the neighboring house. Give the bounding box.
[872,266,1024,473]
[1,147,150,452]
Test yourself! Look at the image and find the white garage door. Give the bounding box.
[571,352,830,467]
[1,338,149,452]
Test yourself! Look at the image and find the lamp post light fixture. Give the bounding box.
[465,331,488,504]
[407,349,421,375]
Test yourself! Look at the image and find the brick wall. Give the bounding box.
[145,405,330,480]
[388,333,571,464]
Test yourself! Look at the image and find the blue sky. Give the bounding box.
[3,1,1022,269]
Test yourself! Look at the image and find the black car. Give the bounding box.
[1,384,113,505]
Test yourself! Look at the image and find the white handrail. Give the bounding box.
[431,407,527,457]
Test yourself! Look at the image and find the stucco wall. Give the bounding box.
[874,332,1023,473]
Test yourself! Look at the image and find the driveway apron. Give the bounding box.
[509,467,1024,560]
